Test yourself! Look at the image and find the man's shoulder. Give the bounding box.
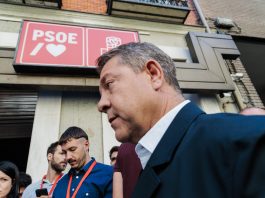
[93,162,113,176]
[95,162,113,170]
[56,173,68,184]
[53,174,68,196]
[197,112,265,129]
[22,180,41,198]
[24,180,41,191]
[191,112,265,143]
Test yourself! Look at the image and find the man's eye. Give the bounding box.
[69,148,76,152]
[106,81,114,88]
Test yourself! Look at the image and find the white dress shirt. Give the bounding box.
[135,100,190,169]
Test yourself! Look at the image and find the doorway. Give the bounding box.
[233,36,265,105]
[0,88,37,171]
[0,137,31,171]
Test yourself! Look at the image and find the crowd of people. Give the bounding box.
[1,42,265,198]
[1,126,113,198]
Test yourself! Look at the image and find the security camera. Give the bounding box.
[231,73,244,81]
[214,17,235,28]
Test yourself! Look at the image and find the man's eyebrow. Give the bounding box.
[100,75,107,86]
[67,146,77,150]
[100,73,114,86]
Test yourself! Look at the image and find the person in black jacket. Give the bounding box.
[97,42,265,198]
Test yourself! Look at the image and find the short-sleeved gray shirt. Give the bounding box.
[22,178,53,198]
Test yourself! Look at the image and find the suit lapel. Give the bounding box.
[132,166,160,198]
[148,102,204,167]
[132,103,205,197]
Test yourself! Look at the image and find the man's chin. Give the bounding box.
[71,164,83,170]
[69,162,77,168]
[115,132,130,143]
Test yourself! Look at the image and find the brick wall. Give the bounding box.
[195,0,265,108]
[61,0,265,38]
[198,0,265,38]
[62,0,107,14]
[61,0,201,26]
[226,58,264,108]
[185,0,202,26]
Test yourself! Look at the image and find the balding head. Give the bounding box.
[240,107,265,115]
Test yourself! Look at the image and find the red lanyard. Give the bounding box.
[66,160,97,198]
[40,174,63,196]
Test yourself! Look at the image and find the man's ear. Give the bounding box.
[144,60,164,90]
[84,139,89,152]
[47,153,53,161]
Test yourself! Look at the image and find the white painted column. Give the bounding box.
[199,95,222,113]
[102,113,120,165]
[184,93,222,113]
[26,90,62,182]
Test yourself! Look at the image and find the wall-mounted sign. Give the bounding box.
[13,21,139,75]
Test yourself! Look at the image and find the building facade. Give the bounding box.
[0,0,259,181]
[198,0,265,108]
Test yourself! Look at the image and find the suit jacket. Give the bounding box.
[132,103,265,198]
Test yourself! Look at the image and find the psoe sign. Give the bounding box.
[13,20,139,74]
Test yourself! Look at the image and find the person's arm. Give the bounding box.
[113,172,123,198]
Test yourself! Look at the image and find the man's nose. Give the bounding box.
[66,153,73,161]
[63,155,67,162]
[97,94,110,113]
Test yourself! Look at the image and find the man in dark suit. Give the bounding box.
[97,42,265,198]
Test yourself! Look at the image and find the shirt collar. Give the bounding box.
[68,157,95,176]
[42,178,52,185]
[136,100,190,169]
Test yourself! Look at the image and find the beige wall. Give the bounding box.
[59,91,103,162]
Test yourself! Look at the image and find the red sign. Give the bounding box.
[14,21,139,73]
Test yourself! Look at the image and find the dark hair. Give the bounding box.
[0,161,19,198]
[47,141,59,156]
[97,42,181,92]
[18,172,32,189]
[109,146,119,159]
[59,126,88,145]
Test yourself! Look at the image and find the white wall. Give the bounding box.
[27,91,62,182]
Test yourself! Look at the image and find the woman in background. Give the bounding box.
[0,161,19,198]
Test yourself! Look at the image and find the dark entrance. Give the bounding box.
[233,36,265,105]
[0,89,37,171]
[0,137,31,171]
